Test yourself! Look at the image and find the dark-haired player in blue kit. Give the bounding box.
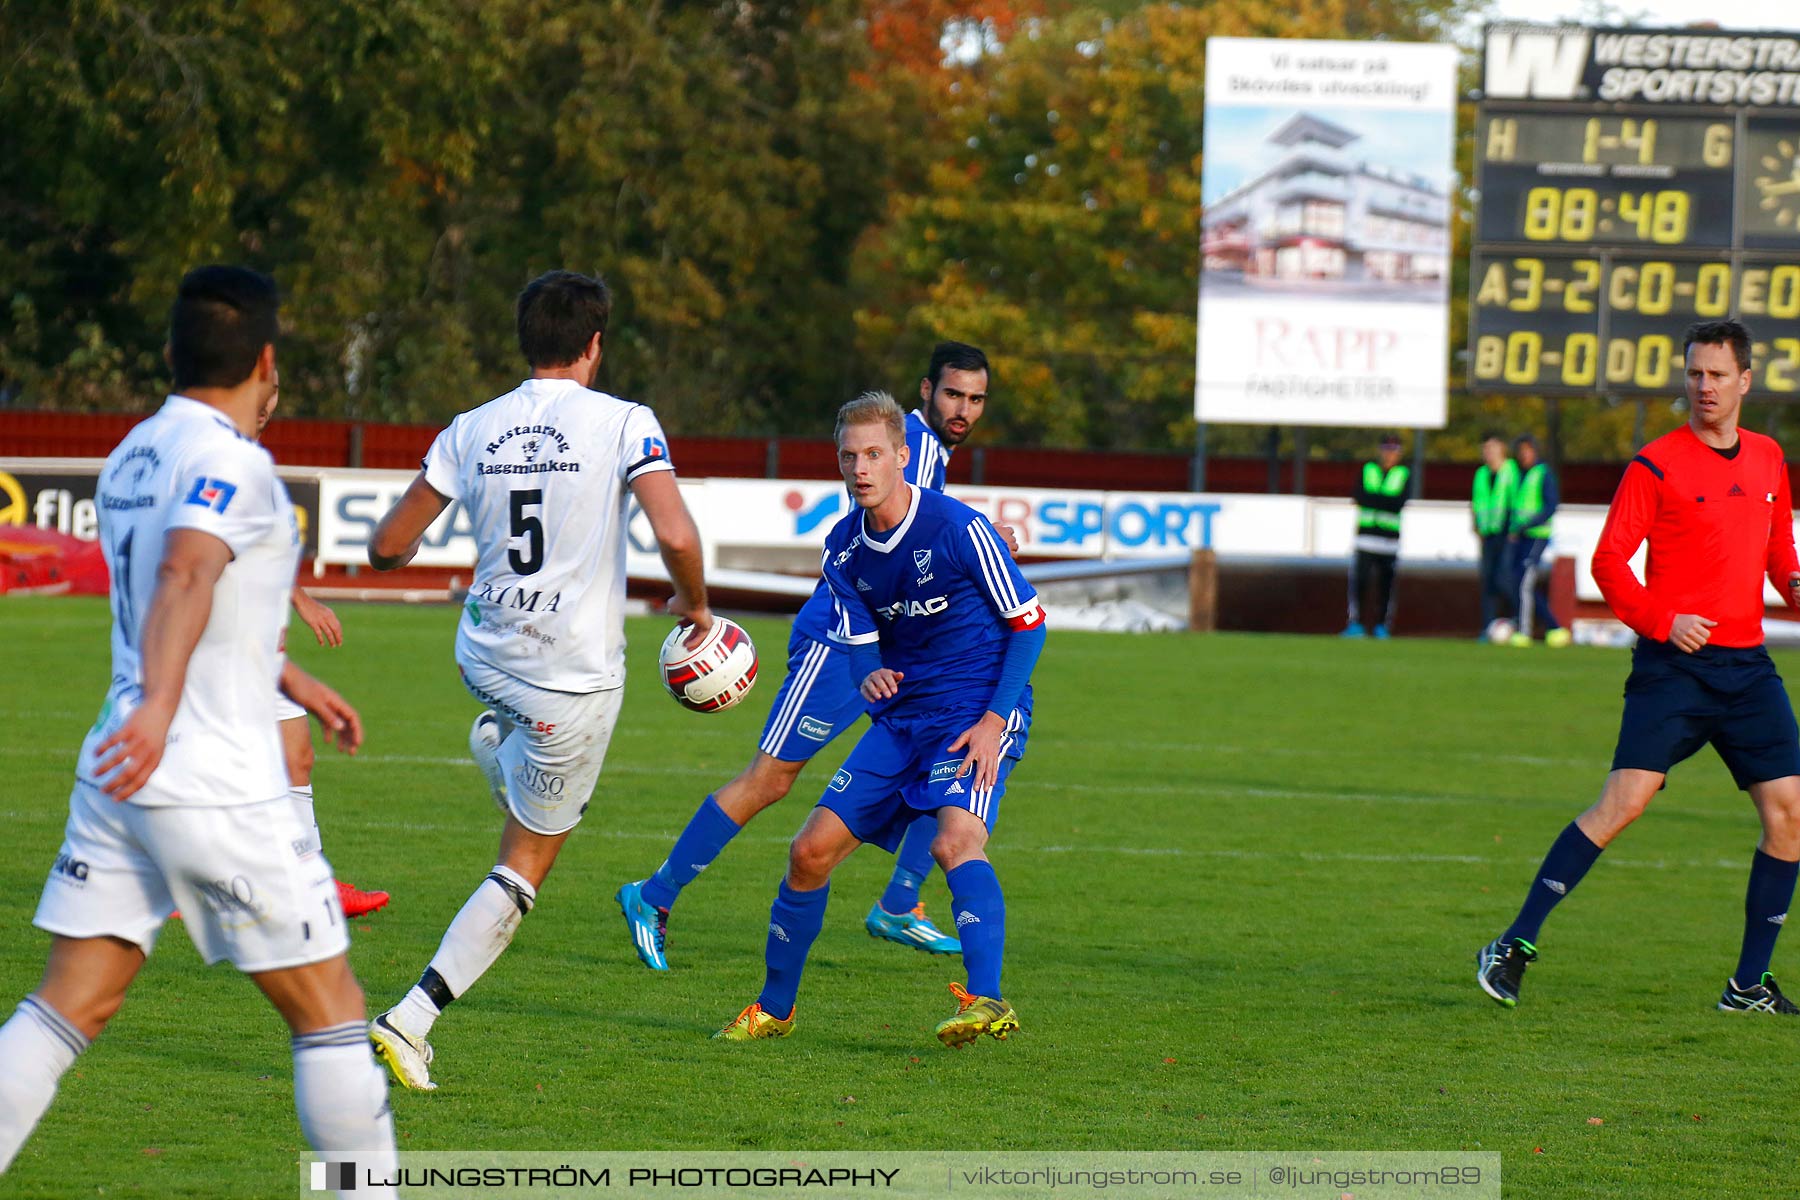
[715,390,1045,1047]
[617,344,1007,969]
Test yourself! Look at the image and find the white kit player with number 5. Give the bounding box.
[364,269,714,1091]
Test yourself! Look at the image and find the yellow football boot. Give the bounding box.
[713,1001,795,1041]
[935,982,1019,1048]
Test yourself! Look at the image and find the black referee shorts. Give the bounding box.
[1611,639,1800,789]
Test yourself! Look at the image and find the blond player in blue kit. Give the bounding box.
[715,391,1045,1047]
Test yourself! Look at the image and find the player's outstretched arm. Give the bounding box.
[369,473,451,571]
[291,585,343,647]
[631,470,712,648]
[94,528,231,799]
[1591,457,1675,641]
[279,660,363,755]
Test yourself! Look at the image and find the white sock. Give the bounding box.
[0,997,90,1173]
[389,866,536,1040]
[292,1022,398,1199]
[290,784,321,851]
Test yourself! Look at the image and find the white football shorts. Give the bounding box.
[457,659,624,836]
[274,690,307,724]
[33,782,347,972]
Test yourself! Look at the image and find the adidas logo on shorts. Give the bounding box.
[946,779,966,795]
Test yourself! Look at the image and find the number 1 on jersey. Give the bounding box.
[112,528,136,647]
[510,489,545,575]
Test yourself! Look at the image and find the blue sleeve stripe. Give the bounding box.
[914,434,940,490]
[967,520,1020,610]
[976,520,1021,608]
[1630,454,1664,481]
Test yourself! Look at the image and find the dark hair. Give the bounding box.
[1480,429,1506,444]
[1684,319,1752,372]
[925,341,990,388]
[168,266,280,391]
[1513,433,1537,453]
[516,270,612,368]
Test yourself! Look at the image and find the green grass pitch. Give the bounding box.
[0,597,1794,1197]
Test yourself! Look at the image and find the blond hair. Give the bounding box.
[834,390,906,448]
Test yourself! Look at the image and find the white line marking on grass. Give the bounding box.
[1102,739,1593,771]
[316,813,1747,874]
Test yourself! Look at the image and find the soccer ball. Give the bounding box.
[1485,618,1517,645]
[659,617,758,713]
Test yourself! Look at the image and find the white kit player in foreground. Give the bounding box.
[363,269,711,1090]
[0,267,397,1197]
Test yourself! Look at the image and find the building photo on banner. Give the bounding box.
[1197,38,1458,429]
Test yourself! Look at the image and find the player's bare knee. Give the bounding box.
[749,757,803,808]
[930,830,983,872]
[1587,771,1658,838]
[786,835,837,890]
[1753,788,1800,856]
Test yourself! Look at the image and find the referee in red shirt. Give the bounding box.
[1478,319,1800,1014]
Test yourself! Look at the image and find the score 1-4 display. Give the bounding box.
[1468,255,1800,395]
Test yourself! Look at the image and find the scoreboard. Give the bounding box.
[1471,25,1800,397]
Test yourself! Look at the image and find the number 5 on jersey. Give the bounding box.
[510,488,544,575]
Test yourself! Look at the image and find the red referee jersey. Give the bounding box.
[1591,424,1800,647]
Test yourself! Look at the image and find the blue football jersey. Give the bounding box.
[821,485,1044,718]
[792,410,948,645]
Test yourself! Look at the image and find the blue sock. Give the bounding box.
[880,817,938,913]
[1504,821,1603,947]
[640,794,741,911]
[945,860,1006,999]
[757,879,829,1021]
[1734,849,1798,986]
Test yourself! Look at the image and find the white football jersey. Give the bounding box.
[78,395,300,808]
[423,377,675,692]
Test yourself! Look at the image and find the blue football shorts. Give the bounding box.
[815,701,1031,853]
[756,631,870,762]
[1611,639,1800,789]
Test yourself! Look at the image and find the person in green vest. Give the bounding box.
[1473,430,1519,637]
[1344,432,1411,639]
[1508,433,1570,648]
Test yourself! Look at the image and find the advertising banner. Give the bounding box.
[0,459,322,558]
[698,479,1314,561]
[315,469,676,574]
[1197,38,1458,428]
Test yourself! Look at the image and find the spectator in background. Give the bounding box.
[1473,431,1518,638]
[1508,434,1569,648]
[1344,433,1411,640]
